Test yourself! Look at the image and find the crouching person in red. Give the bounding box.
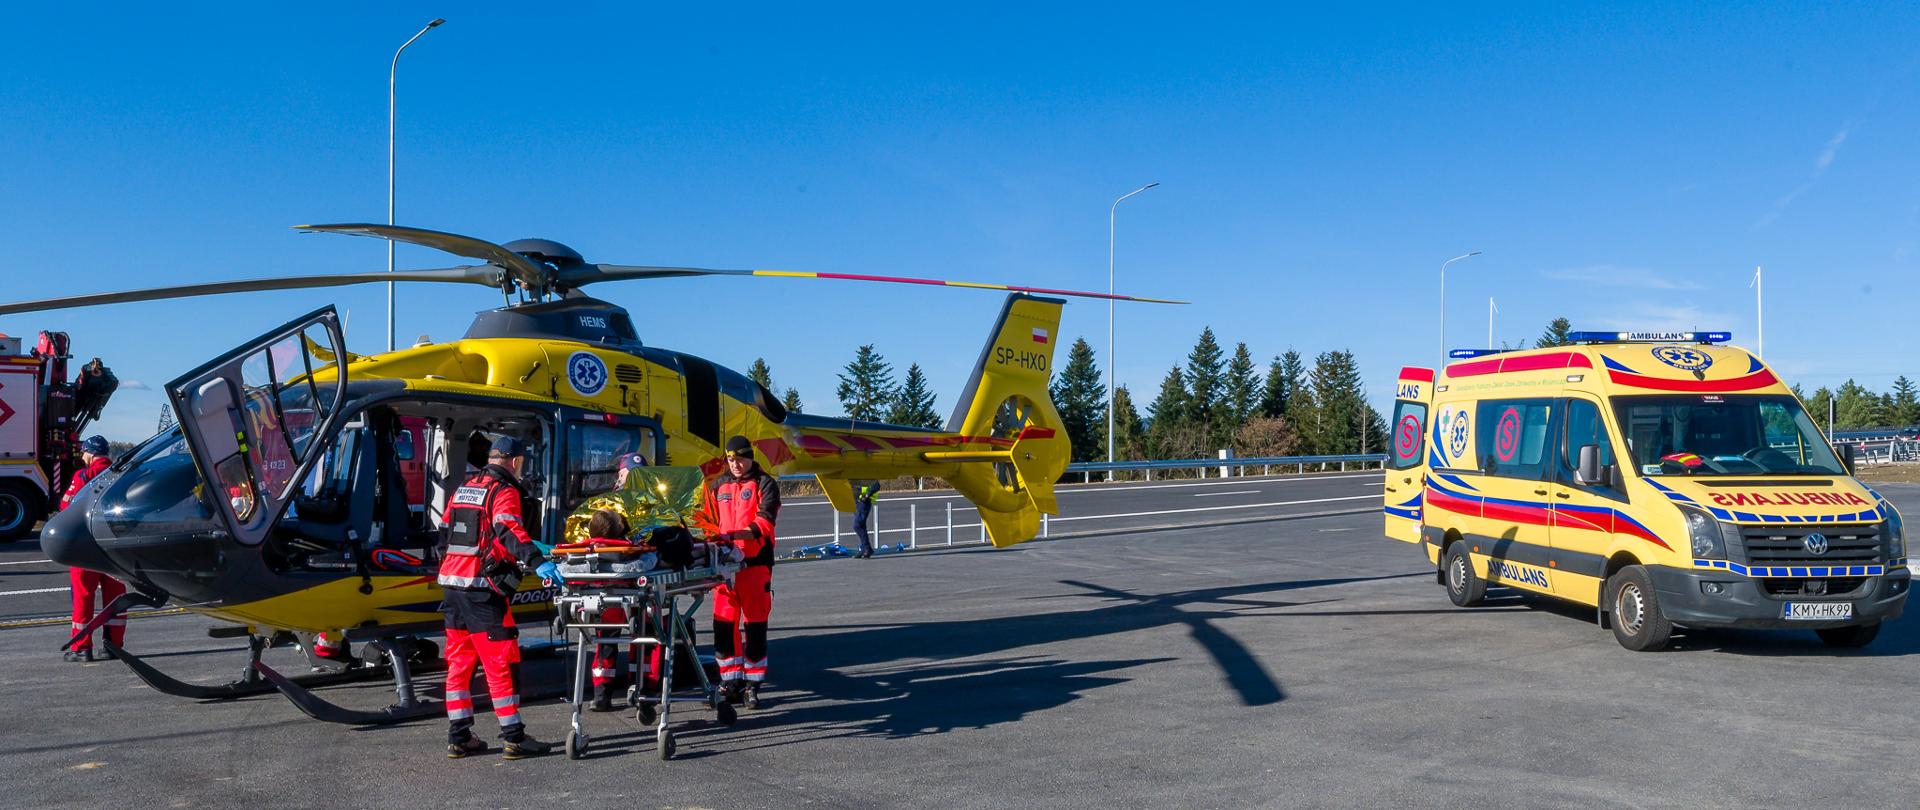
[438,436,558,759]
[708,435,780,709]
[64,435,124,662]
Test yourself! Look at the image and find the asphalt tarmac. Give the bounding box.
[2,475,1915,809]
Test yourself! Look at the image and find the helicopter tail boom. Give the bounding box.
[939,294,1071,546]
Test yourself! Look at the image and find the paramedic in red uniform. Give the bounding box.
[63,435,125,662]
[708,435,780,709]
[437,436,559,759]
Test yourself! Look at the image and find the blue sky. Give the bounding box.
[5,3,1919,442]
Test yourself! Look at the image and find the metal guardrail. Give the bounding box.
[1068,453,1386,473]
[780,452,1387,483]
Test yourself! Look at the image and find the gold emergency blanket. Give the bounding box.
[561,466,710,545]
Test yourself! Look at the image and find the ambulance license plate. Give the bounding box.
[1783,602,1853,621]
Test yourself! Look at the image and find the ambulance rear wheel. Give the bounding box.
[657,728,675,760]
[1816,622,1880,648]
[0,481,44,542]
[1607,565,1672,651]
[1443,543,1486,607]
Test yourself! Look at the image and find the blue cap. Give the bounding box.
[489,435,527,458]
[80,435,109,456]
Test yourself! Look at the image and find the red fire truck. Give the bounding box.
[0,332,116,541]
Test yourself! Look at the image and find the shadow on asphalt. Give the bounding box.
[1497,585,1919,658]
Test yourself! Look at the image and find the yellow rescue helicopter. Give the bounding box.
[29,223,1180,723]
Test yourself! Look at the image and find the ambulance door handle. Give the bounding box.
[1532,487,1549,496]
[1553,491,1571,500]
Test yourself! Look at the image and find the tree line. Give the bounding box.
[755,315,1918,462]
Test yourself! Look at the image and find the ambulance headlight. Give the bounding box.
[1681,506,1724,559]
[1886,509,1905,558]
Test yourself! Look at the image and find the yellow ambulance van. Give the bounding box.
[1383,332,1909,650]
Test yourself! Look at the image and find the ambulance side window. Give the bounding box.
[1476,399,1554,481]
[1390,401,1427,470]
[1558,399,1619,493]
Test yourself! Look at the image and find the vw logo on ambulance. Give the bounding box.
[1803,533,1829,556]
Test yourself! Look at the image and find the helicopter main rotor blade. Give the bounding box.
[573,264,1189,304]
[296,223,551,291]
[0,266,500,316]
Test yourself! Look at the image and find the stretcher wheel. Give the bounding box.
[715,700,737,727]
[637,702,656,726]
[566,730,585,760]
[657,728,675,760]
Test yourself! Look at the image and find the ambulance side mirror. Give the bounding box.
[1838,443,1856,475]
[1575,444,1607,487]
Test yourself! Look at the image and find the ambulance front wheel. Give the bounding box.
[1607,565,1672,651]
[1443,543,1486,607]
[1816,621,1881,648]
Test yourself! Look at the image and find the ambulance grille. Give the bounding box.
[614,364,644,384]
[1737,524,1882,565]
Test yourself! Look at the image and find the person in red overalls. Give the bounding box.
[705,435,781,709]
[437,435,556,759]
[63,435,124,662]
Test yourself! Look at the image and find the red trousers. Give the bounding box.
[444,612,526,742]
[69,569,126,651]
[589,605,660,695]
[714,566,771,683]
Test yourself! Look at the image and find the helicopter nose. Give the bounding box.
[41,505,117,574]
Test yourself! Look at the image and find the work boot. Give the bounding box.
[502,735,554,760]
[724,680,746,705]
[447,737,488,759]
[63,649,92,663]
[97,647,118,661]
[590,693,615,713]
[746,684,764,710]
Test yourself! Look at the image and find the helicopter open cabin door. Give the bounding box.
[166,306,350,546]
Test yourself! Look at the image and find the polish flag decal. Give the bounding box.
[1030,327,1049,344]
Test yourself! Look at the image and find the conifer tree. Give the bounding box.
[835,344,897,421]
[782,387,804,415]
[1147,365,1189,429]
[1225,342,1259,431]
[1184,327,1226,446]
[1892,376,1920,427]
[887,363,942,428]
[746,358,775,390]
[1535,317,1574,348]
[1300,350,1377,454]
[1049,338,1107,463]
[1259,350,1305,420]
[1111,384,1145,461]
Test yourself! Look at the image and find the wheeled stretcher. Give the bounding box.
[551,538,741,760]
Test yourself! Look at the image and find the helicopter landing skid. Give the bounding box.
[104,638,415,701]
[251,639,567,726]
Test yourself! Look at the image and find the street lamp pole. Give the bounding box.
[388,17,446,353]
[1438,251,1481,363]
[1108,181,1158,475]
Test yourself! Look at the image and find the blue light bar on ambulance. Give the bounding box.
[1449,349,1505,359]
[1567,331,1732,344]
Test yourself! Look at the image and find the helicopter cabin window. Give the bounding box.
[565,422,658,511]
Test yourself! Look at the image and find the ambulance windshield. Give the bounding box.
[1614,395,1846,476]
